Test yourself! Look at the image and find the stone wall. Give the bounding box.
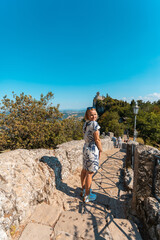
[0,149,55,240]
[101,137,114,151]
[130,145,160,240]
[54,138,114,179]
[0,138,114,239]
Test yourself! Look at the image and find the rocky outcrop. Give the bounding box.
[54,140,84,179]
[124,168,133,191]
[144,197,160,240]
[0,138,114,239]
[101,137,114,151]
[133,145,160,205]
[130,145,160,240]
[0,149,55,240]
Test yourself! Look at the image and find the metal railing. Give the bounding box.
[152,155,160,202]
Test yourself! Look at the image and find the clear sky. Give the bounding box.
[0,0,160,109]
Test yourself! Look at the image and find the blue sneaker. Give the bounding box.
[81,188,92,197]
[84,193,97,203]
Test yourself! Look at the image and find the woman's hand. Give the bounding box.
[99,151,102,160]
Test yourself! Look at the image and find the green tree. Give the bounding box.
[61,118,83,141]
[137,111,160,145]
[95,94,160,147]
[98,111,124,137]
[0,92,63,150]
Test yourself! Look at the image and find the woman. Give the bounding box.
[81,107,102,203]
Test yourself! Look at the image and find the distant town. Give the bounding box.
[60,109,85,120]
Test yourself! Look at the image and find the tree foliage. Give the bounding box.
[96,94,160,147]
[0,92,83,150]
[137,110,160,145]
[98,111,125,137]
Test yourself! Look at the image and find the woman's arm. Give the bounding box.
[94,130,102,152]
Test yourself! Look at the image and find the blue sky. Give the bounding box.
[0,0,160,109]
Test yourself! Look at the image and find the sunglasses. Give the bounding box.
[87,107,96,110]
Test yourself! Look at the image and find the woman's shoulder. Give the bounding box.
[83,121,92,127]
[91,121,100,130]
[88,120,97,126]
[92,120,99,125]
[84,121,100,130]
[90,120,98,124]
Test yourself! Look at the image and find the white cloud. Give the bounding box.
[138,93,160,102]
[148,93,160,98]
[122,93,160,103]
[122,97,127,101]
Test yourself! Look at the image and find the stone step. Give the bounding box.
[51,210,112,240]
[108,218,142,240]
[18,202,63,240]
[28,202,63,227]
[18,222,53,240]
[18,215,142,240]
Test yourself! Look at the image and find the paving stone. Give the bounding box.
[19,223,53,240]
[53,210,110,240]
[51,230,82,240]
[29,202,62,226]
[108,219,142,240]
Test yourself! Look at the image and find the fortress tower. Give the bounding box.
[93,92,105,107]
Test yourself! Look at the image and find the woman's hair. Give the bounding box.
[85,107,98,120]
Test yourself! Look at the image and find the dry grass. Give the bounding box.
[136,137,144,144]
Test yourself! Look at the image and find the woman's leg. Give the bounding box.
[81,168,87,189]
[85,170,94,195]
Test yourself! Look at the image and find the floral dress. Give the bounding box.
[83,120,100,172]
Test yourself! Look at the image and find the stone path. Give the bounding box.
[14,149,143,240]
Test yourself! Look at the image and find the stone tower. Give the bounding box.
[93,92,105,107]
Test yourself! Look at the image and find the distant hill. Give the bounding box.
[60,109,85,120]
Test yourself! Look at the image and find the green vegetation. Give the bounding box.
[97,95,160,148]
[0,92,83,151]
[0,92,159,150]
